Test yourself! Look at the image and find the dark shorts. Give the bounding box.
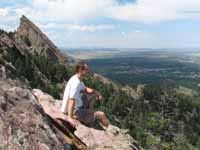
[74,108,95,125]
[74,93,97,125]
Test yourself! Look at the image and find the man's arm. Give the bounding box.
[85,87,94,93]
[67,98,75,118]
[85,87,103,100]
[67,98,77,127]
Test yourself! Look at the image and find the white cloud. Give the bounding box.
[37,23,118,32]
[109,0,200,22]
[50,29,163,48]
[0,8,8,17]
[0,7,18,31]
[14,0,200,23]
[67,24,117,32]
[135,30,141,33]
[15,0,111,21]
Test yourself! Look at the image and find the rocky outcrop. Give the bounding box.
[33,89,140,150]
[0,61,140,149]
[94,73,144,99]
[121,85,145,100]
[93,73,120,91]
[0,70,87,150]
[0,79,65,150]
[16,15,71,63]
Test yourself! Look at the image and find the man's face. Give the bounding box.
[80,64,89,78]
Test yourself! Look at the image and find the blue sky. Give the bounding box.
[0,0,200,49]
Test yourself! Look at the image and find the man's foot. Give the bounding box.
[104,124,120,135]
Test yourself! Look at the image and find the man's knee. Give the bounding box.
[94,111,105,119]
[94,111,110,127]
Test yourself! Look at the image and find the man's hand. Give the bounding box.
[85,87,103,100]
[68,117,78,128]
[95,91,103,101]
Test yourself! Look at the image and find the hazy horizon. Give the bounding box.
[62,47,200,50]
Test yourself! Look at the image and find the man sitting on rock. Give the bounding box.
[61,62,110,128]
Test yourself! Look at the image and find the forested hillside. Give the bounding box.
[85,77,200,149]
[0,29,70,98]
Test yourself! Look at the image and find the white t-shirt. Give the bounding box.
[61,74,86,113]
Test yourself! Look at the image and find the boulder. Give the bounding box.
[33,89,140,150]
[16,15,70,63]
[0,79,65,150]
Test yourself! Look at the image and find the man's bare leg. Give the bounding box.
[94,111,110,127]
[86,93,110,127]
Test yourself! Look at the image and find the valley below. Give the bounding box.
[66,48,200,89]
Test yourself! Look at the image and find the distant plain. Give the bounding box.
[64,48,200,89]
